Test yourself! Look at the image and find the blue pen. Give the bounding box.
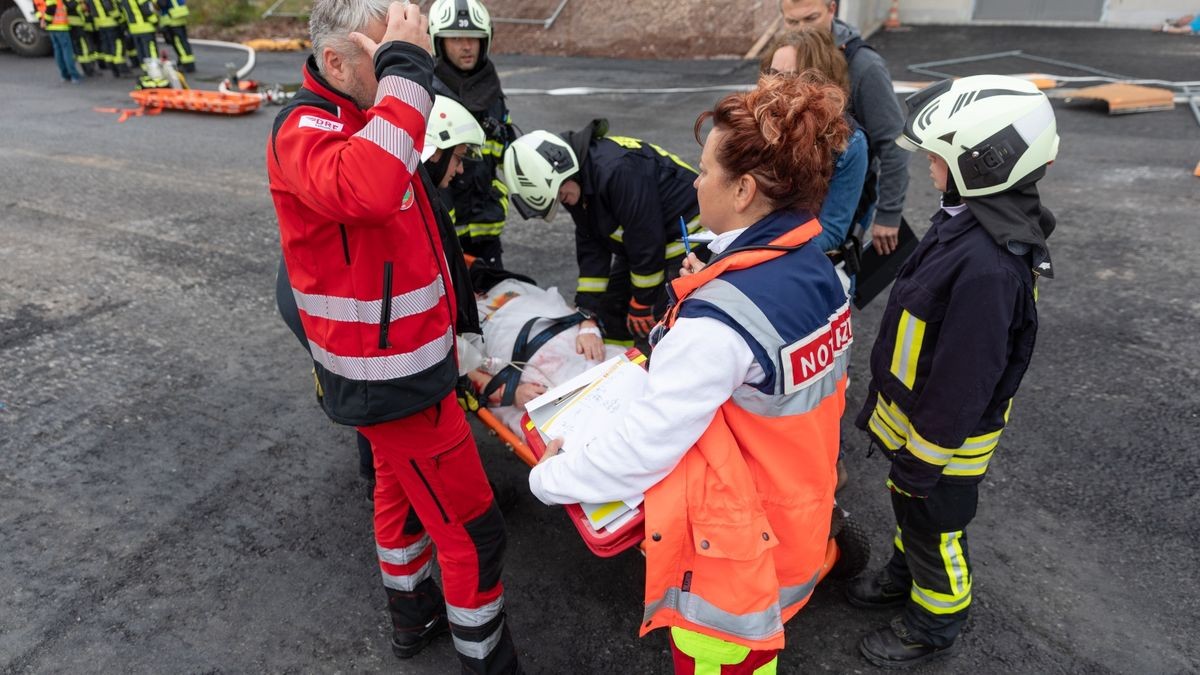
[679,216,692,256]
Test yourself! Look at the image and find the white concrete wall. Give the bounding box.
[888,0,1199,26]
[1103,0,1198,25]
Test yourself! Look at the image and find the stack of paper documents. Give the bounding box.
[525,354,649,531]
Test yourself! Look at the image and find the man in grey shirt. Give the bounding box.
[781,0,909,254]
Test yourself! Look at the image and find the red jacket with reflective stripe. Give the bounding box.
[267,45,459,426]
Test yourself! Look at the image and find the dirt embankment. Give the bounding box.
[489,0,778,58]
[193,0,779,59]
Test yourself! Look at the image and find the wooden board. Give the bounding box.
[1062,83,1176,114]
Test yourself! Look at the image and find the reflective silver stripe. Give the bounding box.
[292,276,445,324]
[355,115,419,173]
[642,586,784,642]
[943,532,968,595]
[376,535,431,565]
[688,279,783,380]
[446,595,504,628]
[778,569,821,612]
[452,618,505,660]
[631,270,665,288]
[911,584,970,612]
[732,350,848,418]
[375,75,433,116]
[907,430,955,464]
[381,558,433,591]
[308,326,453,381]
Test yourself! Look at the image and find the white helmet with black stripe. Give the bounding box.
[898,75,1059,197]
[502,130,579,221]
[428,0,493,60]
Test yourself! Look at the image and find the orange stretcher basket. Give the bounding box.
[129,89,262,115]
[473,348,649,557]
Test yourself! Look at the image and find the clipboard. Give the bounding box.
[520,348,648,558]
[854,217,920,310]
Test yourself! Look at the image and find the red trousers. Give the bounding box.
[358,393,518,673]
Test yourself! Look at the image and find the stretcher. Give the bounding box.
[469,353,870,579]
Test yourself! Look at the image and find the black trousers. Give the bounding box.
[460,236,503,271]
[592,253,683,346]
[884,480,978,647]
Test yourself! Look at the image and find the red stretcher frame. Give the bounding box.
[471,348,842,580]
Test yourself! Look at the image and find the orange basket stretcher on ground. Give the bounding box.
[129,89,263,115]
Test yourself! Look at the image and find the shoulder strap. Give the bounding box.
[481,312,587,407]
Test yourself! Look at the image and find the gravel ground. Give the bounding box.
[1,24,1197,674]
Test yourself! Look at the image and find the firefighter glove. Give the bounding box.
[626,299,657,338]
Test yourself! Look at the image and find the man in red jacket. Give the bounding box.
[266,2,521,672]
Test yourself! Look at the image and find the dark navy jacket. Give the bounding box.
[565,135,700,313]
[855,206,1039,493]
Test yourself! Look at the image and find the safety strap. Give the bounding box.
[481,312,588,406]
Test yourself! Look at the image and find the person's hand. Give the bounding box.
[680,252,705,277]
[348,1,431,61]
[626,299,657,338]
[871,223,900,255]
[455,375,480,412]
[576,322,605,360]
[539,438,564,465]
[514,381,547,410]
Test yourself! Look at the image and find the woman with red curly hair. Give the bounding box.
[529,76,854,673]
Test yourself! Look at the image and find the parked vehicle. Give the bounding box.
[0,0,52,57]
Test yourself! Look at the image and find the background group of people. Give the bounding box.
[267,0,1059,673]
[34,0,193,87]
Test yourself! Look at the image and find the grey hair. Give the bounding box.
[309,0,398,73]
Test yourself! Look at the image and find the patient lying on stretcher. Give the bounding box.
[458,278,627,434]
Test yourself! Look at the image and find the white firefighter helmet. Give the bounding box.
[421,96,485,162]
[898,75,1059,197]
[428,0,493,59]
[502,130,579,221]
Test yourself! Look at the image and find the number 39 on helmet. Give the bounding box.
[898,74,1060,197]
[428,0,493,59]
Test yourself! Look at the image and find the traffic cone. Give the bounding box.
[884,0,901,30]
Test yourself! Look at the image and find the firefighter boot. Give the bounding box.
[386,579,449,659]
[859,615,959,669]
[846,568,908,609]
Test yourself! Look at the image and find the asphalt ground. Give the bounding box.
[1,24,1198,674]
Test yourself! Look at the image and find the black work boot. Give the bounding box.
[859,615,959,669]
[386,580,449,659]
[846,568,908,609]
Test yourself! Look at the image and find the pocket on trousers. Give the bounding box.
[409,438,490,526]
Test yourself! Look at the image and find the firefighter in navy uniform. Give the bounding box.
[266,2,521,671]
[503,122,700,346]
[847,75,1060,668]
[67,0,98,76]
[428,0,516,269]
[84,0,126,77]
[115,0,167,88]
[157,0,194,73]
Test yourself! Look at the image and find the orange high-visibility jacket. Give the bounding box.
[640,212,851,651]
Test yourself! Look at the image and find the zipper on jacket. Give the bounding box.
[410,459,450,523]
[378,262,393,349]
[338,224,351,265]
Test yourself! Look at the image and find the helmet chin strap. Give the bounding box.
[424,148,456,188]
[941,172,963,206]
